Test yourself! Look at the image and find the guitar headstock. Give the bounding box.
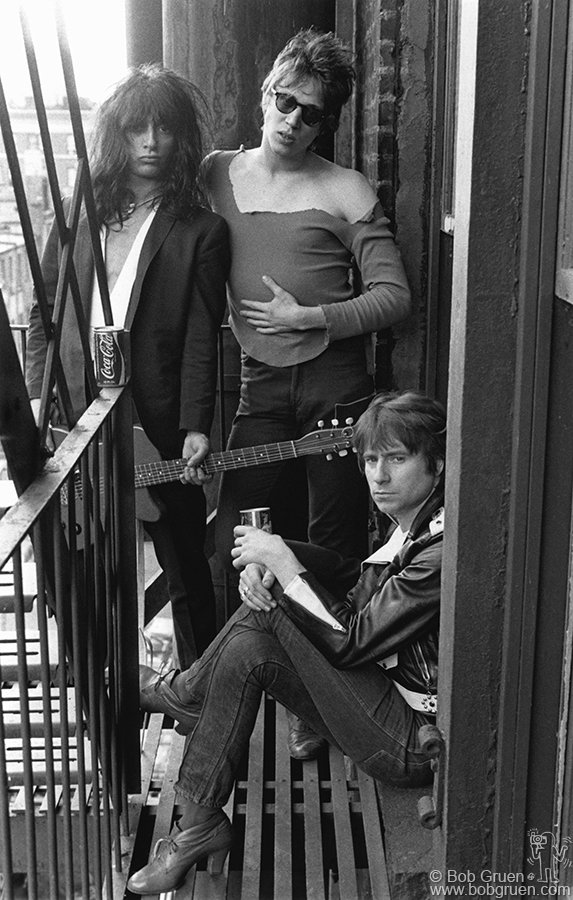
[294,423,355,460]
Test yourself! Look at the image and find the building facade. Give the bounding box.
[0,103,95,323]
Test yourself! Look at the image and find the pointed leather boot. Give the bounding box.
[286,710,327,760]
[127,812,232,895]
[139,664,199,735]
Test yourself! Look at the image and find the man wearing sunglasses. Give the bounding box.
[202,28,411,760]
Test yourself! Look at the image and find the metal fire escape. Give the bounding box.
[0,6,140,897]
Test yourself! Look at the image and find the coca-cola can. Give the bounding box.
[93,326,129,387]
[240,507,272,533]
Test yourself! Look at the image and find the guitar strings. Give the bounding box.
[63,429,355,495]
[136,431,354,486]
[137,444,300,485]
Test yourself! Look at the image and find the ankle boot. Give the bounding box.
[127,811,232,894]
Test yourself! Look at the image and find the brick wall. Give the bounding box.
[355,0,399,222]
[349,0,433,390]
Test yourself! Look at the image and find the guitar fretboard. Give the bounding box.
[135,440,303,487]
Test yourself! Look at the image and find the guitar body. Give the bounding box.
[132,426,165,522]
[53,426,166,526]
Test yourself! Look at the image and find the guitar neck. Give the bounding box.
[135,439,303,488]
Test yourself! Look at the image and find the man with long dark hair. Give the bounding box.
[26,65,231,666]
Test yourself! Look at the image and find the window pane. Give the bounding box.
[441,0,460,233]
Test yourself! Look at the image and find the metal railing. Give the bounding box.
[0,5,140,898]
[0,389,140,900]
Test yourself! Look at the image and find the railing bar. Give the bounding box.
[66,483,91,898]
[34,520,61,899]
[100,698,117,891]
[20,8,100,414]
[38,168,100,412]
[54,0,112,325]
[114,390,140,804]
[0,73,49,328]
[0,74,75,431]
[37,163,86,445]
[90,435,115,892]
[52,504,75,896]
[63,163,100,401]
[108,418,125,868]
[12,547,39,899]
[0,390,125,568]
[80,433,108,567]
[18,7,65,236]
[90,419,114,870]
[81,451,104,898]
[0,601,14,900]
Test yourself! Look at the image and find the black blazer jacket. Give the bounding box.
[26,206,230,457]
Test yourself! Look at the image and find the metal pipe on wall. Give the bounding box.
[125,0,163,68]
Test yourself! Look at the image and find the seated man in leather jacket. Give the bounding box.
[128,391,445,896]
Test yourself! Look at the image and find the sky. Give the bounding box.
[0,0,127,106]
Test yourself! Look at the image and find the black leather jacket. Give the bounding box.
[283,490,443,709]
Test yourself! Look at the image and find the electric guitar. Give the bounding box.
[54,423,355,524]
[132,424,354,521]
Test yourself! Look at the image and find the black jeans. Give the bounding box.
[145,480,216,667]
[174,601,433,806]
[215,340,374,573]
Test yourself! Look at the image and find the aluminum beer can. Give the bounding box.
[93,326,129,387]
[240,507,272,533]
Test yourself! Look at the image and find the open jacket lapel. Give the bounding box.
[124,209,177,330]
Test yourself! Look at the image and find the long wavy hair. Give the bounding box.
[90,64,209,226]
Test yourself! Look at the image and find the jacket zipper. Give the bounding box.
[301,605,346,632]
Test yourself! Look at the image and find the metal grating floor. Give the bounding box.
[122,695,391,900]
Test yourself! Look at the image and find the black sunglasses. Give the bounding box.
[273,91,325,128]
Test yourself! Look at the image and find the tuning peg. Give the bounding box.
[317,419,325,428]
[338,449,348,457]
[331,418,339,426]
[345,417,354,425]
[326,453,333,461]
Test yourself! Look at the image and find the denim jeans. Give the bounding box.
[215,339,374,573]
[174,601,433,807]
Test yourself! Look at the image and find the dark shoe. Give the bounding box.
[139,664,198,735]
[127,812,232,894]
[286,711,327,761]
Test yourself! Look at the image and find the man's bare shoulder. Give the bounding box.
[201,149,231,187]
[313,157,379,223]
